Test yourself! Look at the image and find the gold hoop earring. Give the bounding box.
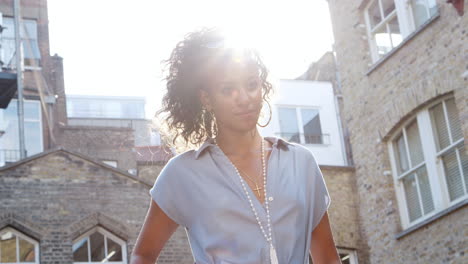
[257,99,272,128]
[209,110,218,137]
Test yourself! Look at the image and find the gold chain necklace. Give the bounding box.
[237,167,264,198]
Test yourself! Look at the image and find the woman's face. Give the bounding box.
[200,59,263,134]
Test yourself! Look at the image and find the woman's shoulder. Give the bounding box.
[163,149,199,170]
[276,137,316,161]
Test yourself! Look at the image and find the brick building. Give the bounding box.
[0,0,189,263]
[327,0,467,263]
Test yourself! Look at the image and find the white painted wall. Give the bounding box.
[260,79,346,166]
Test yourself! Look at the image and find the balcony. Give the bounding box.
[276,133,330,145]
[0,149,23,166]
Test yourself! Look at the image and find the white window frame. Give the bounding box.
[338,248,359,264]
[277,105,326,145]
[72,226,127,264]
[388,95,466,229]
[0,227,40,264]
[364,0,438,63]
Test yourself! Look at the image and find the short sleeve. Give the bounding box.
[149,158,188,227]
[309,151,331,230]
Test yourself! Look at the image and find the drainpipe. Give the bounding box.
[14,0,26,159]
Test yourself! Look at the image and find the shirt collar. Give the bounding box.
[194,136,292,160]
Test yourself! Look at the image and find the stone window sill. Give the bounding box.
[366,12,440,76]
[395,198,468,239]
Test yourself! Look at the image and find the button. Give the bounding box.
[269,197,274,202]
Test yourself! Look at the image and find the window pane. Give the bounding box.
[19,238,35,262]
[278,108,300,143]
[72,238,88,262]
[442,148,463,201]
[445,98,463,142]
[339,253,351,264]
[388,16,402,47]
[2,18,40,67]
[89,232,105,261]
[25,122,42,156]
[373,25,392,57]
[381,0,396,17]
[411,0,430,28]
[406,120,424,166]
[416,166,434,214]
[368,0,382,28]
[107,237,123,261]
[1,232,17,263]
[301,109,322,144]
[24,101,40,120]
[430,102,450,151]
[394,133,409,174]
[403,174,422,222]
[427,0,438,16]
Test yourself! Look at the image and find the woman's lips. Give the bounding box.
[234,110,258,120]
[235,110,257,116]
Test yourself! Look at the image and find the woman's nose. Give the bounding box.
[236,86,251,105]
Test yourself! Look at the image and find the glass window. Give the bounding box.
[392,120,434,222]
[429,99,467,202]
[277,107,324,145]
[365,0,438,63]
[410,0,438,28]
[0,228,39,264]
[0,99,43,165]
[278,107,300,143]
[301,109,323,144]
[72,227,126,263]
[2,17,41,68]
[366,0,400,59]
[389,96,466,228]
[102,160,118,168]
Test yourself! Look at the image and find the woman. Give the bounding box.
[131,28,341,264]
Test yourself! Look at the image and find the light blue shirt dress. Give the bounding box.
[149,136,331,264]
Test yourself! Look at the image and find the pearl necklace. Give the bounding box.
[214,137,278,264]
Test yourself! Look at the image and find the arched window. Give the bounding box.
[0,227,39,264]
[388,95,467,228]
[72,227,127,264]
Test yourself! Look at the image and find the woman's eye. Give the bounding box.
[221,85,233,94]
[247,80,259,90]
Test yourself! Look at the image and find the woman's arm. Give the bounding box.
[310,212,341,264]
[130,199,179,264]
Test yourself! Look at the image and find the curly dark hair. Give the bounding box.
[157,28,273,148]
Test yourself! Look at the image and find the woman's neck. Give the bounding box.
[215,128,262,157]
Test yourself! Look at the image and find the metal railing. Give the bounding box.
[0,149,23,165]
[276,133,330,145]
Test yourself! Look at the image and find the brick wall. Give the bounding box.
[56,125,137,172]
[0,150,194,263]
[327,0,467,263]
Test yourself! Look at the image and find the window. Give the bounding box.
[67,98,145,119]
[73,227,127,264]
[364,0,438,62]
[338,249,359,264]
[102,160,118,168]
[1,17,41,69]
[0,99,43,166]
[277,106,327,145]
[0,227,39,264]
[388,96,466,228]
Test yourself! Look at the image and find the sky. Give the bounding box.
[47,0,334,118]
